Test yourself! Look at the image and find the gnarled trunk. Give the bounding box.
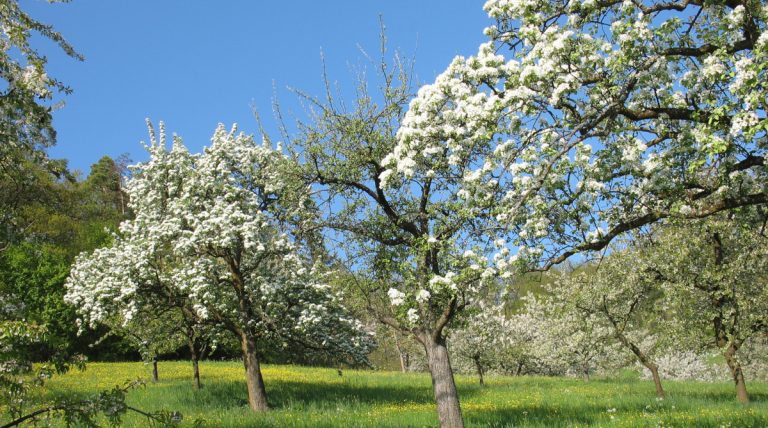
[240,332,269,411]
[724,343,749,404]
[424,336,464,428]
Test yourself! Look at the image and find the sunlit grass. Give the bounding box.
[14,361,768,427]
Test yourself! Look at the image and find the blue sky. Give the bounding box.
[21,1,489,175]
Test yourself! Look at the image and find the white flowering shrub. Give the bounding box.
[639,351,727,382]
[740,336,768,382]
[448,306,506,383]
[510,294,626,379]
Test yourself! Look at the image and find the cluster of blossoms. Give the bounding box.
[379,0,768,274]
[640,351,727,382]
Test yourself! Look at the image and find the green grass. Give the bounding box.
[14,361,768,427]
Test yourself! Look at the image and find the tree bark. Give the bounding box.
[424,336,464,428]
[189,339,202,390]
[473,355,484,386]
[724,343,749,404]
[648,364,665,399]
[152,357,158,383]
[185,324,202,389]
[192,357,201,390]
[395,336,409,373]
[516,361,524,376]
[240,332,269,411]
[615,331,666,399]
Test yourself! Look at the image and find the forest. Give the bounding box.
[1,0,767,427]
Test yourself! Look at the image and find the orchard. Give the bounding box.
[1,1,766,427]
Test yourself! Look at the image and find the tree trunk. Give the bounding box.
[648,364,665,399]
[582,363,590,382]
[618,332,666,399]
[395,337,409,373]
[724,343,749,404]
[240,332,269,411]
[187,336,202,389]
[424,336,464,428]
[473,356,484,386]
[152,357,158,383]
[192,357,201,390]
[516,361,524,376]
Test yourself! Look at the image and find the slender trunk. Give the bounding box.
[192,358,201,390]
[118,189,126,216]
[473,356,484,386]
[395,337,408,373]
[710,233,748,404]
[516,361,524,376]
[240,332,269,411]
[648,364,665,399]
[152,357,158,383]
[582,363,590,382]
[188,338,202,390]
[724,343,749,404]
[424,335,464,428]
[617,332,666,399]
[398,353,407,373]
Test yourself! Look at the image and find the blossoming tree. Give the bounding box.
[382,0,767,272]
[651,213,768,403]
[290,45,508,426]
[66,123,373,412]
[447,305,506,385]
[371,3,766,422]
[553,251,670,398]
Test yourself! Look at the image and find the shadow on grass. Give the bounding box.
[466,404,612,428]
[165,374,495,413]
[467,401,768,428]
[668,387,768,403]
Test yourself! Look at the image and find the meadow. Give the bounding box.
[20,361,768,427]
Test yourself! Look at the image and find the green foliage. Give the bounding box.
[0,243,76,356]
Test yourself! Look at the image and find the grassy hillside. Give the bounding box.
[18,361,768,427]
